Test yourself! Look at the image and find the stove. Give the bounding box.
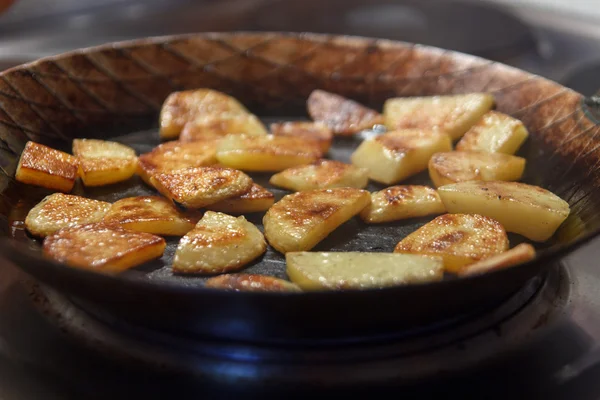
[1,0,600,398]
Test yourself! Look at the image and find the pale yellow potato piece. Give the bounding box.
[263,188,370,253]
[205,274,301,292]
[360,185,445,223]
[307,89,384,135]
[206,183,274,214]
[15,141,79,192]
[458,243,536,277]
[270,121,333,153]
[428,151,526,188]
[159,89,248,139]
[216,134,322,172]
[25,193,111,237]
[350,129,452,185]
[103,196,199,236]
[384,93,495,140]
[73,139,138,187]
[437,181,570,242]
[456,111,529,154]
[43,223,166,273]
[179,113,268,142]
[151,166,253,209]
[270,160,369,191]
[286,252,444,290]
[394,213,508,273]
[173,211,266,274]
[137,140,219,184]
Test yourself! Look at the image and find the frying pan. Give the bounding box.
[0,32,599,343]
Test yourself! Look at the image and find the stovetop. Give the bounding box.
[1,0,600,398]
[1,244,599,399]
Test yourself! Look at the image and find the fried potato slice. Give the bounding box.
[25,193,111,237]
[15,141,79,192]
[72,139,138,186]
[206,183,274,214]
[270,121,333,153]
[263,188,370,253]
[205,274,301,292]
[456,111,529,154]
[458,243,536,277]
[173,211,266,274]
[137,140,219,184]
[43,223,165,273]
[394,213,509,273]
[216,134,322,172]
[428,151,526,187]
[151,166,253,209]
[307,89,384,135]
[360,185,445,223]
[103,196,199,236]
[437,181,570,242]
[179,113,268,142]
[384,93,494,140]
[351,129,452,184]
[286,252,444,290]
[159,89,248,139]
[270,160,369,191]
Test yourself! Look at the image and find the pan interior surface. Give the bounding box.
[3,115,593,289]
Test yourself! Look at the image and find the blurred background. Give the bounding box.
[0,0,597,95]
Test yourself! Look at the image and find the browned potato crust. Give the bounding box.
[15,141,79,192]
[307,89,383,135]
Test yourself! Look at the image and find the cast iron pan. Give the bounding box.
[0,32,599,343]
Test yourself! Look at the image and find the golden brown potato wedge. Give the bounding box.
[15,141,79,192]
[137,140,219,184]
[179,113,268,143]
[263,188,370,253]
[360,185,445,223]
[103,196,199,236]
[151,166,253,209]
[25,193,111,237]
[269,160,369,192]
[428,151,526,187]
[173,211,266,274]
[458,243,536,277]
[351,129,452,185]
[159,89,248,139]
[383,93,495,140]
[307,89,384,135]
[205,274,301,292]
[72,139,138,187]
[206,183,275,214]
[394,213,509,273]
[286,252,444,290]
[270,121,333,153]
[43,223,166,273]
[216,134,322,172]
[437,181,570,242]
[456,111,529,154]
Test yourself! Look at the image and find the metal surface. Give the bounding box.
[0,254,597,398]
